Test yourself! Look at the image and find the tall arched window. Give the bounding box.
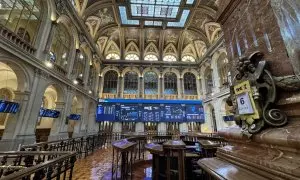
[106,53,120,60]
[124,72,138,94]
[144,54,158,61]
[218,57,230,87]
[205,69,213,94]
[144,72,158,95]
[50,24,71,69]
[125,54,139,60]
[163,55,177,62]
[164,72,177,94]
[0,0,42,44]
[103,71,118,94]
[184,73,197,95]
[72,50,86,79]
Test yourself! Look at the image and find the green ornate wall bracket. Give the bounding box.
[227,51,288,134]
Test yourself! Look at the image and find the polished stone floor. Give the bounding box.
[72,147,152,180]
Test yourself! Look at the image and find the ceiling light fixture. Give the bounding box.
[73,80,78,85]
[88,90,92,94]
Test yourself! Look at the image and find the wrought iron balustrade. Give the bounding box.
[21,133,108,158]
[0,151,76,180]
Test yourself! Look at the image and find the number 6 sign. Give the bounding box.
[236,92,254,115]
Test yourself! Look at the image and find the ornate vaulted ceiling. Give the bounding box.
[73,0,223,63]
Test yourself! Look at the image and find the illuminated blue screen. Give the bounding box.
[0,100,19,114]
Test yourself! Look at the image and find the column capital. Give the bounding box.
[13,91,30,101]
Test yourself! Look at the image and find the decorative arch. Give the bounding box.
[101,66,120,77]
[46,0,57,21]
[162,68,180,78]
[142,67,160,77]
[41,82,66,103]
[164,43,178,58]
[181,69,199,79]
[122,67,141,77]
[104,40,120,57]
[56,15,80,49]
[204,22,222,44]
[85,16,101,38]
[194,40,207,58]
[0,59,31,92]
[125,41,140,56]
[182,44,197,59]
[97,36,108,53]
[144,42,159,57]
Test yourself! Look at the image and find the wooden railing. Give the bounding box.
[0,24,35,54]
[101,93,117,99]
[0,151,76,180]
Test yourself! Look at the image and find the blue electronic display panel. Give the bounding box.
[39,108,60,118]
[0,100,19,114]
[141,104,162,122]
[164,104,185,122]
[69,114,81,120]
[120,104,139,121]
[96,103,116,122]
[186,105,205,123]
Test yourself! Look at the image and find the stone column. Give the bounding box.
[0,91,30,151]
[83,60,90,89]
[117,76,124,98]
[98,76,103,98]
[87,103,98,134]
[48,102,66,141]
[34,18,53,60]
[197,77,202,99]
[160,77,163,98]
[60,87,74,135]
[73,108,84,137]
[94,75,100,97]
[139,76,143,98]
[177,77,182,99]
[180,77,184,99]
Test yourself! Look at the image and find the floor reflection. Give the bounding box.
[73,147,152,180]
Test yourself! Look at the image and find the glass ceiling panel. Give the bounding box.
[119,6,140,25]
[167,9,190,27]
[145,20,162,26]
[130,0,181,18]
[186,0,195,4]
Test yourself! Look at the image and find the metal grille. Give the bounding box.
[124,71,138,94]
[164,72,177,94]
[184,72,197,95]
[103,71,118,94]
[144,71,158,94]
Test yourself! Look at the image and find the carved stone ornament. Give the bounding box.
[226,51,288,135]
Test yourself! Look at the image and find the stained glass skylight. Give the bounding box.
[145,21,162,26]
[186,0,195,5]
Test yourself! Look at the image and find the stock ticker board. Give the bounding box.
[96,99,204,123]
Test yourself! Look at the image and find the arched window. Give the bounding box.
[124,72,138,94]
[50,24,71,69]
[182,56,196,62]
[218,57,230,87]
[72,50,86,79]
[163,55,177,62]
[125,54,139,60]
[144,54,158,61]
[103,71,118,94]
[205,69,213,94]
[106,53,120,60]
[164,72,177,94]
[184,73,197,95]
[0,0,42,44]
[144,72,158,95]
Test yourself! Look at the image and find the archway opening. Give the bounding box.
[67,96,83,138]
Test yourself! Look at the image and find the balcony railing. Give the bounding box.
[144,94,159,99]
[164,95,178,99]
[101,93,117,99]
[0,25,35,54]
[53,64,67,76]
[123,94,138,99]
[184,95,198,100]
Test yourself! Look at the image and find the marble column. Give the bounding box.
[139,76,143,98]
[117,76,123,98]
[0,91,30,151]
[48,102,66,141]
[197,77,202,99]
[159,77,163,98]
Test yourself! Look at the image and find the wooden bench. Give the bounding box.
[197,157,269,180]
